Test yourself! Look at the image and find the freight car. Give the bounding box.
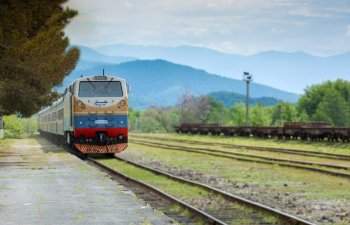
[38,75,130,154]
[175,123,350,142]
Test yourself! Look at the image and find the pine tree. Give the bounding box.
[0,0,79,116]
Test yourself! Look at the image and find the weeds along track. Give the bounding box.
[88,155,314,225]
[129,138,350,179]
[131,138,350,170]
[133,135,350,161]
[85,157,204,225]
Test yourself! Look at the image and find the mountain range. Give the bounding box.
[91,44,350,94]
[65,49,298,109]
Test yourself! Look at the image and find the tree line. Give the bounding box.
[129,79,350,132]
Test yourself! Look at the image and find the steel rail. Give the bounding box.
[130,138,350,170]
[86,157,227,225]
[110,155,315,225]
[132,135,350,160]
[130,139,350,179]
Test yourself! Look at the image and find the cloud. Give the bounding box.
[271,27,285,35]
[346,25,350,37]
[64,0,350,56]
[288,6,330,18]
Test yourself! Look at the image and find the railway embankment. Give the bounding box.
[0,136,174,225]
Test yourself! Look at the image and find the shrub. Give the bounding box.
[3,115,37,139]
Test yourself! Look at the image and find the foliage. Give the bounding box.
[3,115,37,138]
[209,91,281,107]
[229,103,246,126]
[298,79,350,126]
[271,102,299,126]
[250,104,272,126]
[128,107,140,131]
[177,94,229,124]
[132,107,181,132]
[0,0,79,116]
[129,79,349,132]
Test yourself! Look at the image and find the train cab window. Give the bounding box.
[79,81,123,97]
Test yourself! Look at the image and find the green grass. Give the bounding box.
[125,142,350,201]
[165,138,349,166]
[99,159,209,198]
[98,158,281,225]
[131,132,350,156]
[130,137,350,175]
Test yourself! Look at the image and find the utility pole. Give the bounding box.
[243,72,253,127]
[278,104,282,127]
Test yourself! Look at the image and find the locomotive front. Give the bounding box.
[71,75,129,154]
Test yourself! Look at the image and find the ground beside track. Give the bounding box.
[127,132,350,225]
[133,133,350,156]
[0,136,175,225]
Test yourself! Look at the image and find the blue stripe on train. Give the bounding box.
[74,115,128,129]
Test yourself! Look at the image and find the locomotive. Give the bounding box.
[38,75,129,154]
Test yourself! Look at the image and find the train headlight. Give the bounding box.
[77,100,86,109]
[119,100,126,106]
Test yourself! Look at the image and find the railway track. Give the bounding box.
[87,155,314,225]
[85,157,203,224]
[130,138,350,179]
[130,137,350,170]
[132,135,350,161]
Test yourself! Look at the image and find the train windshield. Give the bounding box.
[78,81,123,97]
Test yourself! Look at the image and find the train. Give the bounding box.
[38,75,129,154]
[175,122,350,142]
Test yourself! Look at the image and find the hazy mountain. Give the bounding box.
[94,44,350,93]
[208,91,281,108]
[74,45,136,70]
[65,59,298,109]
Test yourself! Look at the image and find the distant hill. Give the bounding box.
[74,45,136,70]
[65,59,299,109]
[208,91,281,108]
[93,44,350,93]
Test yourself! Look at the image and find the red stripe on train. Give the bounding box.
[74,128,128,138]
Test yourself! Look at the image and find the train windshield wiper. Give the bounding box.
[86,78,96,96]
[86,78,95,89]
[105,78,114,89]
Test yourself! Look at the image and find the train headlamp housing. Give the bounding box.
[119,100,126,106]
[77,100,86,109]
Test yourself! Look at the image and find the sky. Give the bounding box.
[65,0,350,56]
